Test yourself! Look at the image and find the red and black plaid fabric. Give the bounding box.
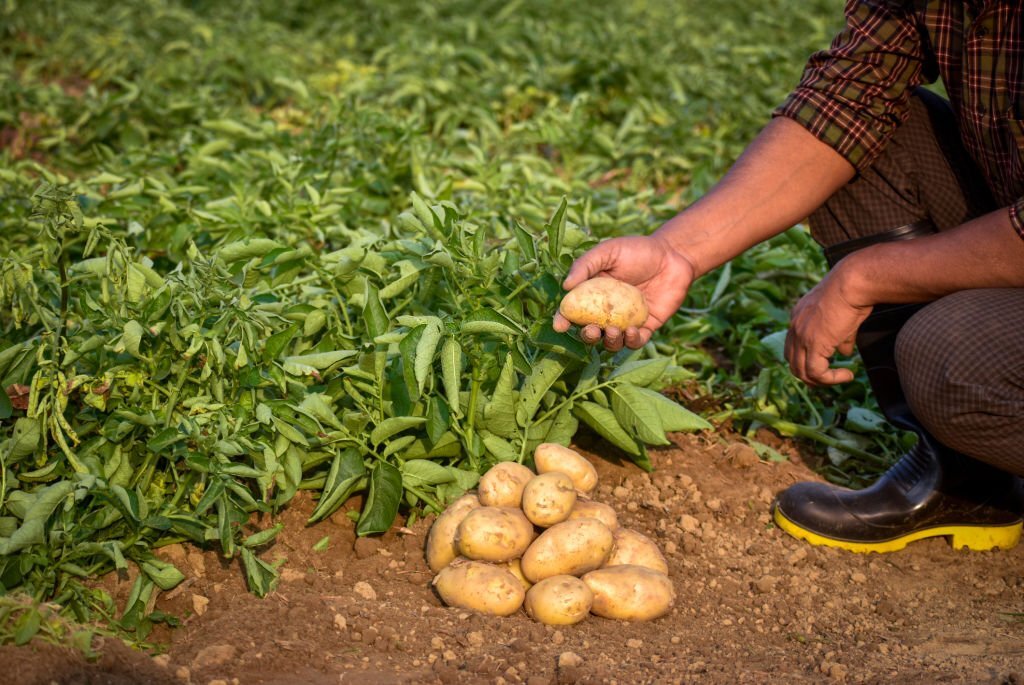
[774,0,1024,239]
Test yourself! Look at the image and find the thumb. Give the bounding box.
[563,242,616,290]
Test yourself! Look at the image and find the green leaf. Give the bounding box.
[513,223,537,261]
[573,401,641,456]
[545,196,568,259]
[296,393,343,430]
[121,320,146,358]
[846,407,886,433]
[415,319,443,393]
[7,417,41,461]
[426,397,450,444]
[516,353,565,427]
[610,384,671,445]
[440,338,462,417]
[629,386,712,432]
[0,387,12,420]
[110,484,142,522]
[484,354,518,438]
[543,403,578,446]
[13,607,41,646]
[0,481,74,555]
[218,238,283,263]
[530,322,588,360]
[357,461,402,536]
[460,309,523,337]
[609,357,671,387]
[264,324,300,361]
[363,282,390,338]
[148,426,185,453]
[760,330,788,364]
[399,325,425,401]
[480,431,519,462]
[370,416,426,445]
[308,449,366,524]
[281,350,357,375]
[401,460,455,488]
[243,523,284,548]
[240,547,279,597]
[138,556,185,591]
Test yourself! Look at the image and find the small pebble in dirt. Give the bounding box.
[334,614,347,631]
[706,498,722,512]
[671,636,681,644]
[153,654,171,668]
[443,649,458,662]
[788,547,808,565]
[626,639,643,649]
[753,576,778,594]
[679,514,700,534]
[613,486,629,500]
[354,537,380,559]
[664,540,678,555]
[353,581,377,600]
[851,572,866,584]
[175,667,190,682]
[431,637,445,650]
[467,631,485,647]
[558,652,583,669]
[552,630,565,645]
[726,443,760,468]
[192,593,210,617]
[192,644,236,670]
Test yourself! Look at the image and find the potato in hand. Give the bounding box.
[558,276,648,330]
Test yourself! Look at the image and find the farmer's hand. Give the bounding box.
[785,269,872,386]
[553,235,696,351]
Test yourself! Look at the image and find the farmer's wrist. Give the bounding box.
[829,249,880,309]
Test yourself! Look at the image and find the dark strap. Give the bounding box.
[824,219,937,268]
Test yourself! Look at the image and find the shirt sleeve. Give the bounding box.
[1009,197,1024,240]
[773,0,933,171]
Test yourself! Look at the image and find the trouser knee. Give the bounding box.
[895,290,1024,476]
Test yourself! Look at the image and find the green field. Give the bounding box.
[0,0,904,644]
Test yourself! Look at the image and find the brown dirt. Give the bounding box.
[3,430,1024,685]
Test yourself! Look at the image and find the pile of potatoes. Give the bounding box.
[426,443,675,625]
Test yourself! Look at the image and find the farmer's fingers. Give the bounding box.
[602,326,625,352]
[624,326,646,350]
[552,311,572,333]
[579,324,604,345]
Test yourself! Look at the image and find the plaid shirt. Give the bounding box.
[775,0,1024,238]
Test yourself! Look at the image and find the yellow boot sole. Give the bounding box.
[773,507,1023,554]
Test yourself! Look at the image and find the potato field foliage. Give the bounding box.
[0,0,908,643]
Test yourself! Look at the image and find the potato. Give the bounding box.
[433,559,525,616]
[524,575,593,626]
[605,528,669,575]
[582,565,675,621]
[520,518,614,582]
[456,506,535,563]
[521,472,577,527]
[533,443,598,495]
[567,499,618,530]
[558,276,648,329]
[478,462,534,508]
[505,558,532,592]
[425,494,481,573]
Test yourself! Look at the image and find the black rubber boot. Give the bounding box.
[772,225,1023,553]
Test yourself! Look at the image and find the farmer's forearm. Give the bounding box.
[653,116,855,277]
[834,209,1024,306]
